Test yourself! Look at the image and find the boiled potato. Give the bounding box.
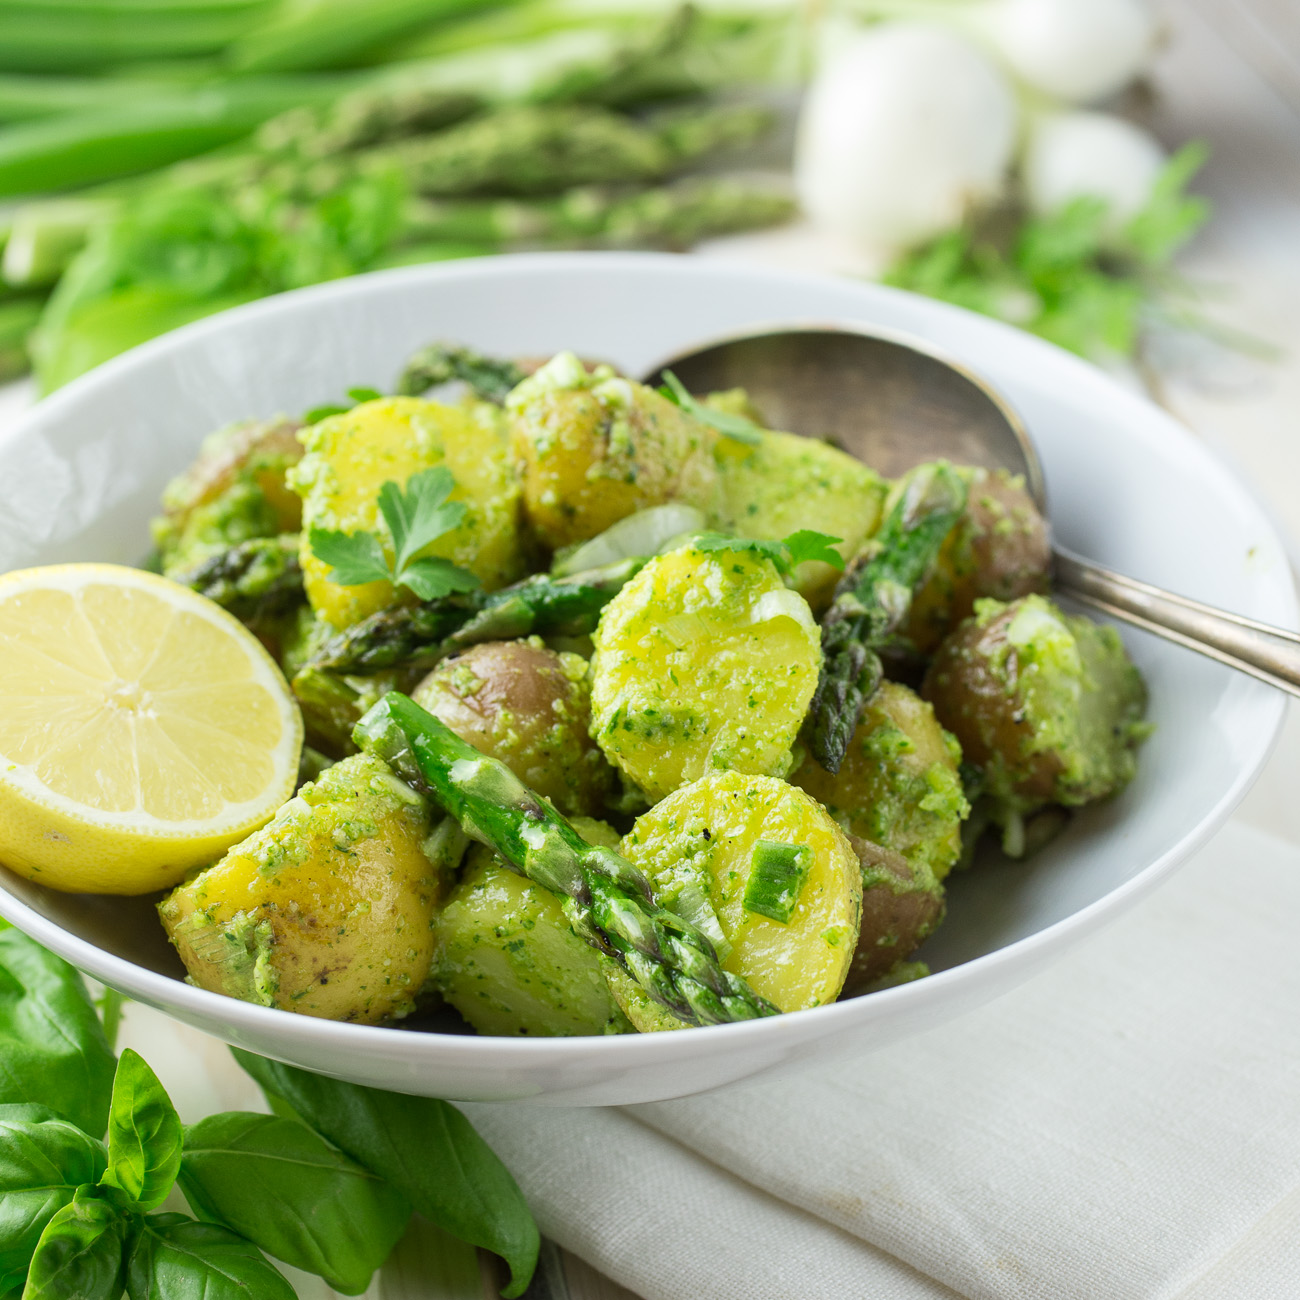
[792,681,969,882]
[589,542,822,802]
[507,352,719,551]
[432,819,630,1037]
[923,594,1149,813]
[412,639,613,817]
[712,427,887,610]
[153,417,303,571]
[613,772,862,1024]
[159,753,447,1024]
[906,467,1051,654]
[845,836,944,994]
[290,396,524,629]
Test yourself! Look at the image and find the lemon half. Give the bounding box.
[0,564,302,895]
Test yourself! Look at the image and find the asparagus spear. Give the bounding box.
[168,535,304,621]
[401,174,795,250]
[309,556,645,673]
[365,102,774,197]
[809,463,968,775]
[355,691,778,1026]
[396,342,525,402]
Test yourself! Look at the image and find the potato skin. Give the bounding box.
[158,753,445,1024]
[844,836,944,994]
[589,543,822,802]
[412,639,613,817]
[923,595,1149,811]
[906,467,1051,654]
[617,771,863,1020]
[290,396,524,630]
[507,353,719,551]
[432,820,630,1038]
[153,417,304,570]
[792,681,969,882]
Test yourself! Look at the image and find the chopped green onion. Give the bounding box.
[743,840,811,924]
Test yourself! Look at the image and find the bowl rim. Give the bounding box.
[0,250,1293,1072]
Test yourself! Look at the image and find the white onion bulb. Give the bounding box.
[1023,111,1166,229]
[979,0,1157,104]
[795,23,1017,255]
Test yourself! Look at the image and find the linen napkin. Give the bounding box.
[464,819,1300,1300]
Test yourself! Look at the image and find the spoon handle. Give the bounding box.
[1054,548,1300,697]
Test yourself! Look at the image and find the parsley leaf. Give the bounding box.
[884,142,1213,361]
[378,467,468,572]
[690,529,844,576]
[658,371,764,445]
[783,530,846,570]
[310,467,481,601]
[308,528,391,587]
[304,387,386,425]
[401,557,483,601]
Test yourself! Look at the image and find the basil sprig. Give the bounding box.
[233,1050,540,1299]
[0,928,116,1138]
[0,927,540,1299]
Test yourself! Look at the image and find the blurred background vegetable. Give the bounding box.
[0,0,1227,391]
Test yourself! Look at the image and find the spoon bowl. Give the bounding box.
[646,322,1300,698]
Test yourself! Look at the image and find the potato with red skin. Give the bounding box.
[906,467,1051,655]
[412,638,613,817]
[844,836,945,994]
[153,417,304,571]
[922,594,1148,814]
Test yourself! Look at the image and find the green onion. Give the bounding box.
[743,840,811,924]
[228,0,510,73]
[0,78,359,195]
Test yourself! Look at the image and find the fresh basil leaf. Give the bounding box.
[346,387,383,404]
[398,557,480,602]
[232,1051,538,1298]
[782,530,845,572]
[309,527,393,589]
[125,1214,295,1300]
[376,467,467,573]
[23,1185,126,1300]
[0,1116,107,1292]
[658,371,763,446]
[0,929,115,1138]
[178,1112,409,1296]
[98,1052,181,1214]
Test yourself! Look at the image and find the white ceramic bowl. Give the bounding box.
[0,254,1292,1105]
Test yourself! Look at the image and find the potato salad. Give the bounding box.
[142,341,1149,1035]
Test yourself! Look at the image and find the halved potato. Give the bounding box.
[614,771,862,1024]
[159,753,447,1024]
[290,397,524,629]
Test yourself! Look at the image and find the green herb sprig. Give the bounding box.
[690,528,847,576]
[304,386,385,425]
[310,465,482,602]
[0,925,539,1298]
[657,370,764,445]
[885,143,1213,361]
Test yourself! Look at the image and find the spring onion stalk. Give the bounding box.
[0,78,367,195]
[0,0,278,74]
[354,692,779,1026]
[228,0,514,73]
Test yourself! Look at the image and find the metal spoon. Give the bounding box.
[642,323,1300,697]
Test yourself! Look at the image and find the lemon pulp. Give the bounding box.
[0,564,302,895]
